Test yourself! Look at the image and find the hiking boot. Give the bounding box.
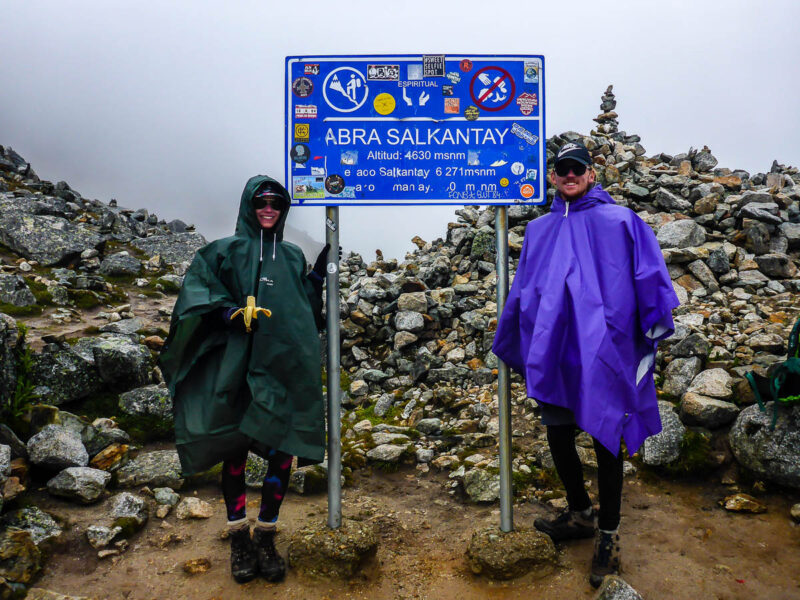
[534,507,596,542]
[229,525,258,584]
[590,530,622,588]
[253,526,286,582]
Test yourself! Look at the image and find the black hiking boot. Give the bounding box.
[229,525,258,584]
[534,507,596,542]
[253,526,286,582]
[590,530,622,588]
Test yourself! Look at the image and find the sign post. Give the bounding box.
[286,54,545,532]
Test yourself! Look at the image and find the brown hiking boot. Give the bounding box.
[253,526,286,582]
[229,525,257,584]
[590,530,622,588]
[534,507,597,542]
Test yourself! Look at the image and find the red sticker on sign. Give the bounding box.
[469,66,515,112]
[516,92,538,115]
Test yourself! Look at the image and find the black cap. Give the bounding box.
[555,142,592,167]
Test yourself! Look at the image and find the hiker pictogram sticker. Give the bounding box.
[469,66,516,112]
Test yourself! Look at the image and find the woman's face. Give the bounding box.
[254,197,282,230]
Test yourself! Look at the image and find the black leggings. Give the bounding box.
[546,424,623,531]
[221,448,293,523]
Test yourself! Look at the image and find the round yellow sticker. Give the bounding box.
[373,93,396,116]
[500,177,509,187]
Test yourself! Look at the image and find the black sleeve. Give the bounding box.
[303,266,325,332]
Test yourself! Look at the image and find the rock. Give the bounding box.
[116,450,184,489]
[1,507,62,547]
[183,558,211,574]
[686,368,733,399]
[0,275,36,307]
[729,404,800,489]
[0,425,26,460]
[747,333,785,354]
[98,252,141,277]
[98,317,144,335]
[593,575,645,599]
[393,331,418,350]
[656,220,706,249]
[29,346,101,406]
[465,526,556,580]
[0,314,21,413]
[0,445,9,481]
[175,497,213,520]
[85,525,122,549]
[679,393,739,429]
[349,380,369,397]
[130,232,206,267]
[373,394,394,417]
[692,148,718,172]
[153,487,180,506]
[287,518,378,578]
[366,444,408,463]
[655,188,691,212]
[397,292,427,313]
[46,467,111,503]
[415,418,442,435]
[661,357,703,398]
[670,333,710,358]
[470,226,496,260]
[0,528,41,585]
[778,222,800,249]
[289,464,329,495]
[463,469,501,503]
[25,589,93,600]
[118,385,173,421]
[89,443,130,471]
[394,311,424,332]
[27,425,88,469]
[109,492,148,534]
[791,503,800,523]
[86,335,152,390]
[720,493,767,514]
[642,402,685,466]
[755,253,797,278]
[0,211,102,266]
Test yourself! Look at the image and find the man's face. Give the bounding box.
[254,197,282,230]
[550,159,595,200]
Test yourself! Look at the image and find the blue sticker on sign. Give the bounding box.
[285,54,545,206]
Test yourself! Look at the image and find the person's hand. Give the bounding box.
[220,306,262,333]
[312,244,342,279]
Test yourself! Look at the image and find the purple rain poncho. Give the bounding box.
[492,184,680,455]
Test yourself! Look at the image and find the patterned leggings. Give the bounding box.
[221,448,293,523]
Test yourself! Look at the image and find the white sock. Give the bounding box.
[578,507,594,519]
[599,528,619,536]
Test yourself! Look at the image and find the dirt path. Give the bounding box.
[31,463,800,600]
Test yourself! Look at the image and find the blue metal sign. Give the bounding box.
[285,54,545,206]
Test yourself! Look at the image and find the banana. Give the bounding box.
[230,295,272,332]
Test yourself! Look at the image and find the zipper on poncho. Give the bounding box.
[272,233,276,261]
[564,201,570,218]
[259,229,263,262]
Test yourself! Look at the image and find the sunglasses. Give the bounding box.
[555,161,589,177]
[253,195,281,210]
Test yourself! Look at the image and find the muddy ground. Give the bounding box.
[28,457,800,600]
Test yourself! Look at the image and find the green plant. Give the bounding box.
[4,324,38,422]
[26,279,54,305]
[0,302,42,317]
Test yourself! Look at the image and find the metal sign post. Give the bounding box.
[325,206,342,529]
[495,206,513,532]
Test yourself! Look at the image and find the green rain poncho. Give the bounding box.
[159,175,324,475]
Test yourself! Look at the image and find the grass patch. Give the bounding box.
[26,279,54,305]
[68,289,103,310]
[0,303,42,317]
[155,278,181,294]
[661,429,717,477]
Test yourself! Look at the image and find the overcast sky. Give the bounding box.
[1,0,798,261]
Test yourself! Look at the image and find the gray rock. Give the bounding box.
[0,211,102,266]
[366,443,408,462]
[706,248,731,274]
[686,368,733,399]
[394,311,424,332]
[729,403,800,489]
[98,317,144,335]
[460,310,488,331]
[175,497,213,519]
[116,450,184,489]
[0,424,27,460]
[27,425,89,469]
[416,418,443,435]
[778,222,800,248]
[738,203,782,225]
[593,575,645,599]
[118,384,173,421]
[396,292,427,313]
[642,402,685,466]
[153,487,179,506]
[655,188,692,212]
[470,226,496,260]
[755,253,797,278]
[416,448,435,463]
[1,507,62,547]
[735,269,770,288]
[29,346,101,406]
[46,467,111,503]
[465,527,556,580]
[0,314,20,411]
[0,274,36,307]
[373,394,395,417]
[463,468,501,503]
[289,464,329,494]
[371,432,410,446]
[0,444,9,486]
[670,332,710,358]
[747,333,785,353]
[679,393,739,429]
[687,260,718,290]
[661,357,703,397]
[394,331,418,350]
[130,232,206,267]
[109,492,149,532]
[656,220,706,249]
[362,369,389,383]
[98,252,142,277]
[349,380,369,397]
[86,525,123,549]
[84,335,151,389]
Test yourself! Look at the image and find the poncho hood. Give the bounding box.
[492,185,679,455]
[235,175,291,241]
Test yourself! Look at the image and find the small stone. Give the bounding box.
[366,444,408,463]
[175,497,213,520]
[593,575,645,599]
[720,493,767,514]
[156,505,171,519]
[153,487,180,506]
[183,558,211,574]
[46,467,111,504]
[86,525,122,549]
[790,503,800,523]
[109,492,149,534]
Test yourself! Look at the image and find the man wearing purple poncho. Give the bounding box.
[492,141,679,587]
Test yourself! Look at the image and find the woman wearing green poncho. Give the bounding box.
[159,175,329,584]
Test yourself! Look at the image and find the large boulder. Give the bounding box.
[118,385,173,421]
[130,232,206,268]
[29,346,101,406]
[0,211,102,266]
[641,402,685,466]
[0,274,36,307]
[679,393,739,429]
[729,403,800,489]
[73,335,151,390]
[115,450,184,489]
[46,467,112,504]
[26,425,88,469]
[98,251,142,277]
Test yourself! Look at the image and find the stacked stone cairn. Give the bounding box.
[1,86,800,593]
